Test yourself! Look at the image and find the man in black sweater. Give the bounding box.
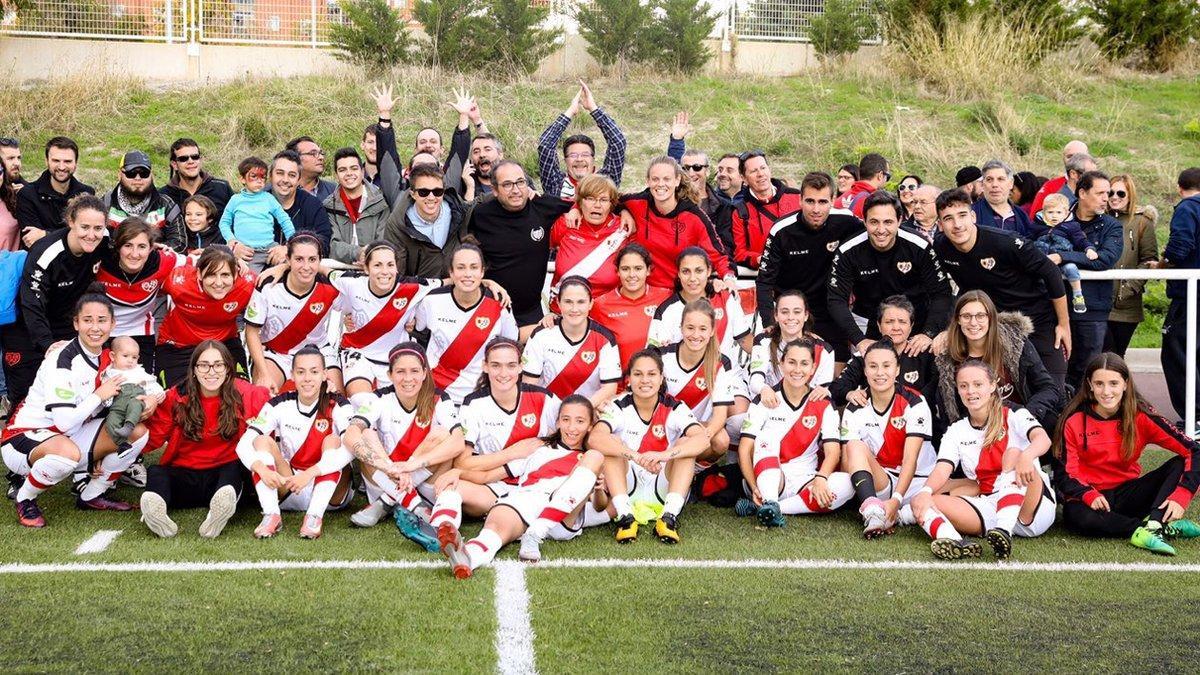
[933,188,1071,386]
[14,136,94,248]
[467,160,572,340]
[756,171,863,362]
[828,191,952,356]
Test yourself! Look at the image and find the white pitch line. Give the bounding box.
[493,561,538,675]
[73,530,122,555]
[1,557,1200,575]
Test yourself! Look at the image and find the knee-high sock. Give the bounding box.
[16,454,77,501]
[369,469,426,512]
[780,472,855,515]
[526,465,598,539]
[663,492,686,518]
[252,452,281,515]
[466,528,503,571]
[430,489,462,529]
[992,471,1025,534]
[850,470,877,505]
[921,507,963,541]
[753,447,783,503]
[79,434,150,501]
[307,473,340,518]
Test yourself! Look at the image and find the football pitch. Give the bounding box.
[5,451,1200,673]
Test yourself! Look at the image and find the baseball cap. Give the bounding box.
[121,150,152,171]
[955,165,982,187]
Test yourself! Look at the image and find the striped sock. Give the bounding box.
[921,507,962,541]
[430,489,463,529]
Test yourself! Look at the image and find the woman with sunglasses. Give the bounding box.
[896,174,922,224]
[1104,174,1159,357]
[383,163,472,279]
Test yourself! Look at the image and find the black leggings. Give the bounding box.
[146,461,246,509]
[1061,456,1185,538]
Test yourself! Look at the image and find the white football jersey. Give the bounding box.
[660,344,735,422]
[505,442,583,490]
[414,286,518,404]
[245,272,341,355]
[741,386,840,477]
[522,320,622,399]
[747,331,835,393]
[244,392,361,471]
[597,393,700,455]
[4,339,109,438]
[839,388,936,476]
[331,271,441,363]
[938,405,1043,494]
[358,386,458,462]
[458,384,561,457]
[649,290,751,363]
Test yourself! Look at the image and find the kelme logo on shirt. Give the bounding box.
[896,261,912,274]
[980,257,996,270]
[228,302,242,313]
[580,351,596,364]
[521,413,537,428]
[55,387,74,401]
[801,415,817,429]
[475,316,491,330]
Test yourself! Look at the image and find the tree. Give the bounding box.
[412,0,489,70]
[650,0,717,74]
[329,0,416,72]
[576,0,657,66]
[807,0,876,61]
[475,0,561,75]
[1086,0,1200,70]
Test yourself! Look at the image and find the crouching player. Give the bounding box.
[437,396,607,578]
[841,340,939,538]
[736,338,852,527]
[587,349,709,544]
[912,360,1055,560]
[236,346,359,539]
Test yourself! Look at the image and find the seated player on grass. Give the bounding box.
[1056,353,1200,556]
[587,349,710,544]
[436,395,608,578]
[911,359,1056,561]
[841,340,940,539]
[235,345,359,540]
[735,338,852,527]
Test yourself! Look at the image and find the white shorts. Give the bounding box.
[278,471,354,512]
[494,488,584,541]
[263,343,339,377]
[486,479,514,499]
[627,461,671,505]
[2,418,106,477]
[875,469,929,506]
[959,477,1056,538]
[341,349,390,388]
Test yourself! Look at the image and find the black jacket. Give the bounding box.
[756,210,862,326]
[384,187,472,278]
[181,222,225,253]
[13,171,95,242]
[101,186,186,252]
[4,228,108,351]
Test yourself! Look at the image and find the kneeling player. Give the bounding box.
[911,359,1055,560]
[736,338,852,527]
[587,349,709,544]
[841,340,938,538]
[236,346,359,539]
[437,396,607,577]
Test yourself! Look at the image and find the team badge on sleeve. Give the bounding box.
[896,261,912,274]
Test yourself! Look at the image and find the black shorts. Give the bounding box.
[810,317,852,362]
[156,339,248,390]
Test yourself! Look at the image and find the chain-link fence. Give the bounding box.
[0,0,188,41]
[732,0,878,42]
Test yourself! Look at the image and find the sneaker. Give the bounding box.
[930,537,982,560]
[756,500,786,528]
[518,530,543,563]
[140,492,177,538]
[6,471,21,500]
[733,497,758,517]
[393,506,439,553]
[198,485,237,539]
[350,501,390,528]
[437,522,472,579]
[614,514,638,544]
[985,527,1013,559]
[76,493,134,511]
[118,458,147,489]
[1130,526,1176,556]
[655,513,680,544]
[1164,519,1200,540]
[299,514,323,539]
[859,496,890,539]
[1071,293,1087,314]
[254,514,283,539]
[15,499,45,528]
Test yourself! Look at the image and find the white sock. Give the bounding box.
[611,492,632,519]
[466,528,503,571]
[254,454,281,515]
[663,492,686,517]
[306,475,339,518]
[921,507,962,541]
[527,465,597,538]
[992,471,1024,534]
[16,454,77,501]
[79,433,149,501]
[780,473,855,514]
[753,451,782,502]
[430,489,462,529]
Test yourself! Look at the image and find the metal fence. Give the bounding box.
[731,0,878,43]
[0,0,188,42]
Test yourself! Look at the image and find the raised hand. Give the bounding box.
[578,79,597,112]
[448,86,474,116]
[369,83,396,119]
[671,111,691,140]
[565,89,582,118]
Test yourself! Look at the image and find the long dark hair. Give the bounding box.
[174,340,244,441]
[1054,352,1151,462]
[673,246,715,297]
[625,348,667,399]
[769,289,810,373]
[541,394,595,449]
[388,341,436,426]
[292,344,331,416]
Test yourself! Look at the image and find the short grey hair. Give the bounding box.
[1066,152,1096,174]
[681,149,708,164]
[980,159,1013,178]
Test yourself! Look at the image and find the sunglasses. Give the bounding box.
[122,168,151,179]
[898,183,918,192]
[682,164,709,172]
[1108,190,1127,198]
[414,187,445,198]
[174,152,201,163]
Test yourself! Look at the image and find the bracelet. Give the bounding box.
[815,473,828,480]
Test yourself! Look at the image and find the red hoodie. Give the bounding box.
[729,181,802,269]
[621,190,731,289]
[834,180,877,219]
[146,378,272,471]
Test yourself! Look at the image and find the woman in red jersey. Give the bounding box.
[1056,352,1200,555]
[590,243,671,370]
[140,340,272,539]
[156,246,256,388]
[621,156,735,290]
[548,174,626,306]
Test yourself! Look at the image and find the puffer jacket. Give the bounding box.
[1109,206,1158,324]
[324,182,390,263]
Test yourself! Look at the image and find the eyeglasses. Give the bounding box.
[498,178,527,191]
[122,168,151,179]
[300,149,325,158]
[682,164,709,172]
[1108,190,1127,198]
[414,187,445,198]
[581,195,612,205]
[194,361,228,373]
[958,312,989,323]
[566,152,594,160]
[898,183,918,192]
[884,171,893,182]
[173,153,201,163]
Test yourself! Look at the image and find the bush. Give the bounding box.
[650,0,718,74]
[808,0,877,61]
[576,0,658,67]
[329,0,416,72]
[879,0,974,38]
[1085,0,1200,71]
[412,0,489,70]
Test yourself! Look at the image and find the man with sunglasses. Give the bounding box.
[101,151,185,252]
[664,112,743,233]
[284,136,336,202]
[14,136,94,248]
[727,150,802,270]
[536,80,626,200]
[834,153,890,219]
[972,159,1032,235]
[161,138,233,220]
[384,163,472,278]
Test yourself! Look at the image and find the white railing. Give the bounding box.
[731,0,880,43]
[0,0,188,42]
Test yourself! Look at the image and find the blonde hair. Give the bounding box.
[681,298,721,398]
[1107,173,1139,216]
[647,156,702,206]
[1042,192,1070,212]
